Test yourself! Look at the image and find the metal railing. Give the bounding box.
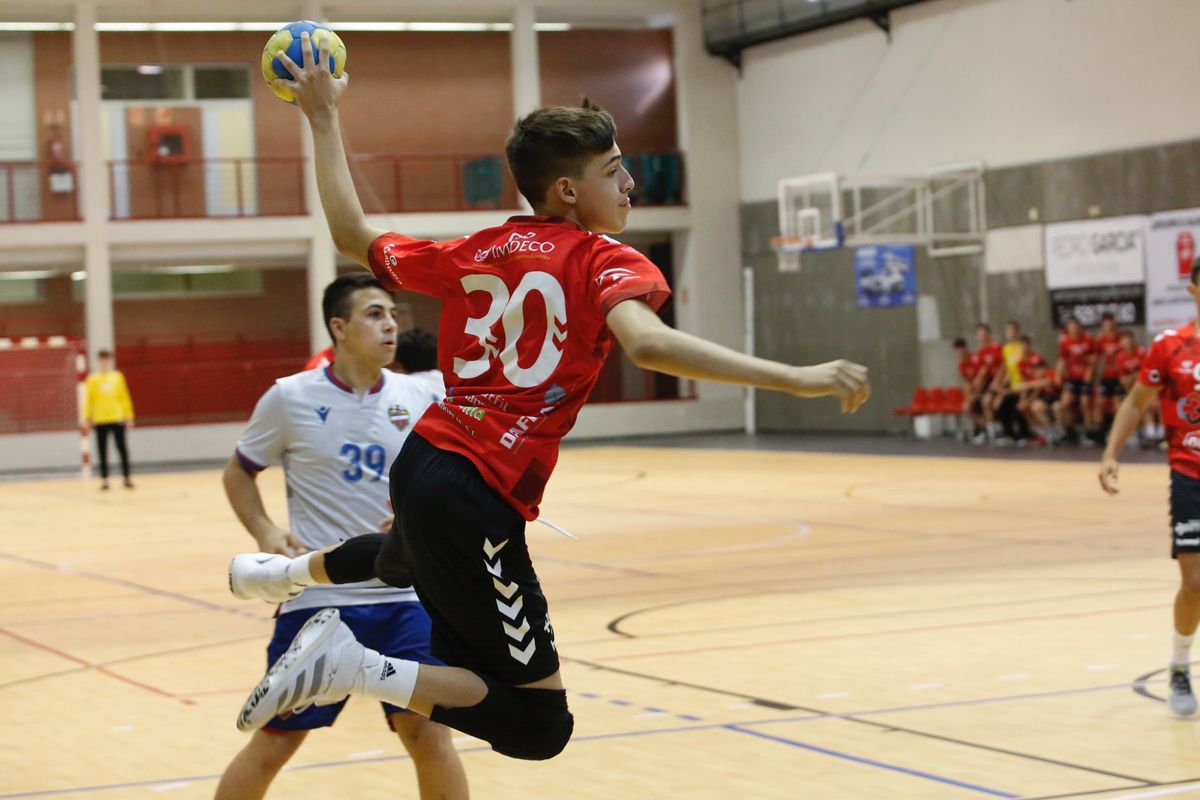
[0,161,80,224]
[107,156,307,220]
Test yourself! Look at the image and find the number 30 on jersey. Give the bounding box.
[453,271,567,388]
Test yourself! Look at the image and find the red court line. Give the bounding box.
[595,603,1164,662]
[0,626,194,704]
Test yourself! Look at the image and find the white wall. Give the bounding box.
[737,0,1200,201]
[0,32,35,161]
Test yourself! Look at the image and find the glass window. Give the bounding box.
[193,66,251,99]
[101,66,186,100]
[0,277,44,303]
[72,269,263,299]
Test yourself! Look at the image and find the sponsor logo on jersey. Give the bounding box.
[1176,519,1200,536]
[542,384,565,410]
[1184,432,1200,452]
[500,415,539,449]
[1149,369,1162,384]
[316,406,331,423]
[1179,394,1200,425]
[387,404,411,430]
[475,231,556,263]
[595,267,638,288]
[460,406,486,421]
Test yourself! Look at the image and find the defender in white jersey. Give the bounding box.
[215,275,468,800]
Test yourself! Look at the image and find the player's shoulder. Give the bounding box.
[1152,323,1195,347]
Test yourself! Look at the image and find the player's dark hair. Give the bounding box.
[505,97,617,208]
[1005,320,1020,330]
[394,328,438,373]
[1019,334,1033,345]
[1101,312,1114,322]
[976,323,991,333]
[96,349,112,359]
[322,273,387,341]
[952,337,967,349]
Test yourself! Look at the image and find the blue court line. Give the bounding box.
[725,725,1018,798]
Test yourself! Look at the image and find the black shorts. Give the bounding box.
[383,432,560,684]
[1170,470,1200,558]
[1062,380,1090,399]
[1096,378,1124,398]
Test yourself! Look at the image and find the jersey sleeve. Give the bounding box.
[588,238,672,316]
[367,232,454,296]
[235,384,289,472]
[1139,334,1171,388]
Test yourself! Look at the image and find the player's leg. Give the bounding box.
[348,601,470,798]
[237,435,573,760]
[113,422,133,487]
[95,423,111,489]
[213,728,307,800]
[389,713,469,799]
[1169,471,1200,716]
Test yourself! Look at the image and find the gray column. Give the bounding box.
[73,0,113,355]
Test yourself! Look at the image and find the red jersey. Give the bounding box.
[1116,346,1143,377]
[1059,333,1094,381]
[1095,331,1122,379]
[1018,352,1048,383]
[304,347,334,371]
[958,352,979,383]
[368,216,670,519]
[1139,322,1200,479]
[976,342,1003,379]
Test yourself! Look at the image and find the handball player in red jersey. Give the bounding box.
[227,33,870,761]
[1102,261,1200,717]
[1056,317,1095,443]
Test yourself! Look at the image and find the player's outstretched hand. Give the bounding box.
[274,31,348,120]
[793,360,871,413]
[1099,457,1120,495]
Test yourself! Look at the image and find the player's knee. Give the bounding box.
[492,689,574,761]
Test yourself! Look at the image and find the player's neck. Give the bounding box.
[331,358,383,394]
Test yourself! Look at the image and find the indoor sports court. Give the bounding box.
[3,1,1200,798]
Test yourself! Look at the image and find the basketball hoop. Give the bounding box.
[770,235,815,273]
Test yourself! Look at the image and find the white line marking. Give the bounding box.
[350,750,386,759]
[816,691,850,700]
[1097,782,1200,800]
[725,702,754,710]
[907,682,942,692]
[996,672,1031,682]
[1086,664,1118,672]
[151,783,191,792]
[635,711,667,719]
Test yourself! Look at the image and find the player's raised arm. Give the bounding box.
[606,298,870,413]
[275,32,385,267]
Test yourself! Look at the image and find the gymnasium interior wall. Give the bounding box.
[736,0,1200,432]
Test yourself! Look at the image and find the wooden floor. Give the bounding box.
[1,441,1195,799]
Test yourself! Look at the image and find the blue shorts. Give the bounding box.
[263,602,438,731]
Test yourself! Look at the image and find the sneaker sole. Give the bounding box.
[237,607,341,731]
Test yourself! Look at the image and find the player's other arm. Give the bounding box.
[606,299,869,413]
[222,457,303,556]
[1099,381,1160,495]
[276,33,385,267]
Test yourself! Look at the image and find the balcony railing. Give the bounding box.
[0,152,686,223]
[0,161,80,224]
[108,157,307,220]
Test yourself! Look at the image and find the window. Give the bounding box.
[100,65,252,101]
[194,66,251,99]
[72,267,263,299]
[0,276,44,303]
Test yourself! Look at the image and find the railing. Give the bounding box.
[0,161,80,224]
[107,157,307,220]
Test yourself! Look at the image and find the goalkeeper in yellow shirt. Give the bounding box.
[82,349,135,490]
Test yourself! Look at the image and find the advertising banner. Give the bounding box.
[1146,208,1200,333]
[1044,216,1146,290]
[854,244,916,308]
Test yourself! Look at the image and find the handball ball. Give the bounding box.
[261,20,346,104]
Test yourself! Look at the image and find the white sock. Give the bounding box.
[284,552,315,586]
[354,650,419,708]
[1173,631,1194,669]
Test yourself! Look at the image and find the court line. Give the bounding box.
[0,715,1015,799]
[0,625,191,704]
[0,550,269,623]
[594,602,1164,662]
[602,584,1165,640]
[724,724,1018,798]
[1023,778,1200,800]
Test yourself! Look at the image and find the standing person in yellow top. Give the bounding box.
[989,321,1032,444]
[83,349,135,490]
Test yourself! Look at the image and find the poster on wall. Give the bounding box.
[1049,285,1144,328]
[1146,208,1200,333]
[1043,215,1147,290]
[854,244,916,308]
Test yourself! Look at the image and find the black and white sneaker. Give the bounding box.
[236,608,365,731]
[228,553,302,604]
[1169,666,1197,716]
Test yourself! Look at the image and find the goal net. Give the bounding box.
[0,336,84,435]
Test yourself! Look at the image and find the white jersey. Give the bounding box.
[235,366,444,613]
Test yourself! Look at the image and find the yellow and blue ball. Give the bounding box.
[261,20,346,104]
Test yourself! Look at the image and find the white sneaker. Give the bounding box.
[237,608,365,731]
[1169,667,1198,717]
[228,553,302,603]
